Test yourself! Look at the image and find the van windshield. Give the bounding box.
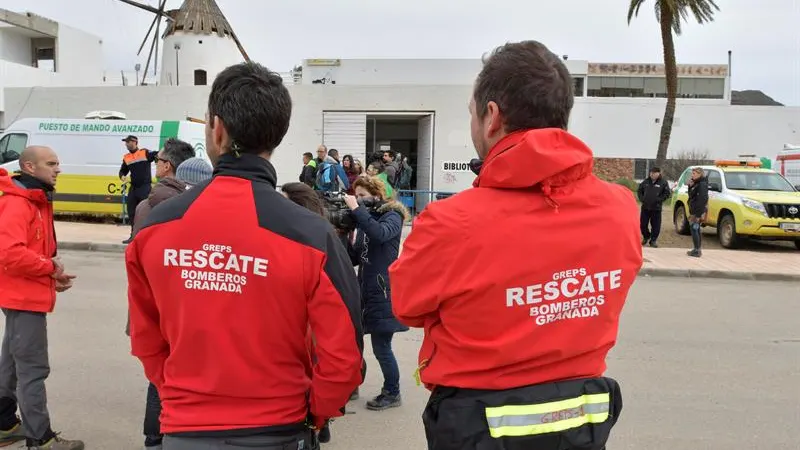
[0,133,27,164]
[724,172,796,192]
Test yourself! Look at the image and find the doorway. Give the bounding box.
[322,111,434,212]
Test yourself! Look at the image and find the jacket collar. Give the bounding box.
[213,153,278,188]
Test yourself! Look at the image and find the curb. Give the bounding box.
[57,243,800,282]
[637,267,800,282]
[58,241,127,254]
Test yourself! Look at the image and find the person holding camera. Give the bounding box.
[342,177,409,411]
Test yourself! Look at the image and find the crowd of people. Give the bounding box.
[0,39,646,450]
[300,145,413,199]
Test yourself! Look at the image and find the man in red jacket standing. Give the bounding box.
[126,62,363,450]
[390,41,643,450]
[0,146,83,450]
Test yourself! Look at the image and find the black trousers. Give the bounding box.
[422,377,622,450]
[143,382,162,446]
[640,208,662,243]
[127,184,151,229]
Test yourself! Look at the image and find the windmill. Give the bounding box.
[117,0,250,86]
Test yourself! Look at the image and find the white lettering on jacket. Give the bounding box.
[504,268,623,326]
[163,244,268,294]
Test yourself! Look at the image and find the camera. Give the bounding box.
[319,191,381,232]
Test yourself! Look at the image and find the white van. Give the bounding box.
[0,118,208,215]
[775,144,800,188]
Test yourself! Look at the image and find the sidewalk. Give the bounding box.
[640,247,800,281]
[56,221,800,281]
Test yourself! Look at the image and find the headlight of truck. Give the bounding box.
[741,198,767,216]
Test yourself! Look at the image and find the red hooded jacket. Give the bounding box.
[389,129,643,391]
[0,168,57,313]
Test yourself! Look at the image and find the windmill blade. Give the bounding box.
[137,13,159,56]
[230,31,250,62]
[141,20,158,85]
[153,14,161,75]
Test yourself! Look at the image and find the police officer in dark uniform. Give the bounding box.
[119,135,157,243]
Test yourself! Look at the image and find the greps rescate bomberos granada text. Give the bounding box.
[163,244,269,294]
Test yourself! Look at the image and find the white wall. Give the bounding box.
[0,30,30,65]
[160,33,244,86]
[3,85,798,193]
[54,23,104,85]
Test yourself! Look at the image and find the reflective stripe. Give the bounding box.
[124,157,148,165]
[485,393,610,438]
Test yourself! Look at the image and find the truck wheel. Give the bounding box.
[718,214,742,249]
[674,204,690,235]
[795,241,800,251]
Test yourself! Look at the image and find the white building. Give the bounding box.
[0,8,106,125]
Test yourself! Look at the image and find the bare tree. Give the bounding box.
[661,149,713,179]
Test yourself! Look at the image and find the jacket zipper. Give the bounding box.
[413,321,441,386]
[45,204,56,309]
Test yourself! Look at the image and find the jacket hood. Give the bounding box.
[0,168,47,204]
[148,177,186,207]
[474,128,594,194]
[377,199,410,222]
[324,156,340,164]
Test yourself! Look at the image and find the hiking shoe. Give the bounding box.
[649,241,659,248]
[349,388,359,401]
[366,391,402,411]
[0,421,25,447]
[641,237,648,245]
[318,423,331,443]
[27,434,85,450]
[687,249,702,258]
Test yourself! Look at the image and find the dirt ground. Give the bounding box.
[647,207,798,252]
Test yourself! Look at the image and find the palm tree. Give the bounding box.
[627,0,720,170]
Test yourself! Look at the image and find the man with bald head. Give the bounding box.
[0,146,84,449]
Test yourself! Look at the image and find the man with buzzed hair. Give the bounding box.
[0,147,84,449]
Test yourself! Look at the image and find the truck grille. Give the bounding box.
[764,203,800,220]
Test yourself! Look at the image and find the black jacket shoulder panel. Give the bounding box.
[140,178,212,231]
[250,181,332,253]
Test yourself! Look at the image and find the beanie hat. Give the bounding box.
[176,157,213,187]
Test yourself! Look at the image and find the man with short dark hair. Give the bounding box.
[126,62,363,450]
[0,146,83,450]
[637,167,671,247]
[390,41,643,450]
[382,150,399,187]
[126,137,195,450]
[120,135,158,244]
[300,151,317,187]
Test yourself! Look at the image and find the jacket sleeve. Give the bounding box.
[307,228,363,426]
[0,197,55,277]
[126,239,168,389]
[636,180,645,203]
[698,182,709,210]
[350,208,401,244]
[661,182,672,202]
[336,165,350,190]
[119,160,129,179]
[389,203,462,328]
[146,149,159,163]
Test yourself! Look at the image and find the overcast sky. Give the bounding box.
[9,0,800,105]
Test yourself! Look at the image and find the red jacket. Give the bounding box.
[390,129,643,391]
[0,169,57,313]
[126,153,363,435]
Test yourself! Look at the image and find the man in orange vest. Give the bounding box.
[119,135,158,244]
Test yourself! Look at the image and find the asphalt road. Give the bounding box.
[5,251,798,449]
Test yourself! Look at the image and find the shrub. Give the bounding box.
[614,178,638,194]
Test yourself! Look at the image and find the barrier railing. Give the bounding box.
[396,190,457,217]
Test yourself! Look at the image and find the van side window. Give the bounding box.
[0,134,27,164]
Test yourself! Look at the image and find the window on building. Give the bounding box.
[587,76,724,99]
[572,77,584,97]
[194,69,208,86]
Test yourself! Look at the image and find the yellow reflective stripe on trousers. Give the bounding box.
[485,393,610,438]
